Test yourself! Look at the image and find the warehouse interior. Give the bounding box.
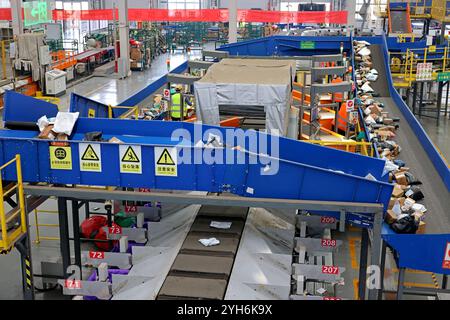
[0,0,449,302]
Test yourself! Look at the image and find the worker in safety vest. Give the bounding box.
[170,86,190,121]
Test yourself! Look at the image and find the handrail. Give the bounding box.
[108,105,140,119]
[0,155,27,252]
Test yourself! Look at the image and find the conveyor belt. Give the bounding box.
[157,195,249,300]
[389,10,410,34]
[370,45,450,233]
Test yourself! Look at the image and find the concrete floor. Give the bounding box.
[419,115,450,164]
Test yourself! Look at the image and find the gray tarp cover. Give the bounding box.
[194,59,295,135]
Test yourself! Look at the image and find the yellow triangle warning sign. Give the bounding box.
[81,144,100,161]
[157,149,175,165]
[122,146,140,163]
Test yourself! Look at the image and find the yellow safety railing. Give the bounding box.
[0,155,27,253]
[32,210,59,244]
[306,140,374,157]
[397,34,416,43]
[1,39,11,80]
[35,91,60,106]
[391,44,450,87]
[108,105,140,119]
[409,0,432,17]
[431,0,450,21]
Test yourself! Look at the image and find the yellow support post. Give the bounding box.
[15,155,26,234]
[1,40,6,80]
[0,176,7,248]
[108,105,113,119]
[444,46,448,72]
[33,210,41,244]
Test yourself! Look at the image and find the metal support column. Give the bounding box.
[437,82,443,126]
[71,200,82,272]
[15,235,34,300]
[397,267,406,300]
[118,0,130,78]
[368,211,383,300]
[346,0,356,36]
[443,275,448,289]
[57,197,71,278]
[358,227,369,300]
[378,241,387,300]
[412,82,418,114]
[228,0,238,44]
[11,0,24,36]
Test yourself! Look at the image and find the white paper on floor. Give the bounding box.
[199,237,220,247]
[210,221,232,229]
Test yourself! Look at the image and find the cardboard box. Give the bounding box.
[56,133,68,141]
[392,184,404,198]
[130,48,142,60]
[38,124,56,140]
[416,221,426,234]
[397,197,406,207]
[388,197,397,209]
[109,137,123,144]
[394,172,408,186]
[385,210,398,224]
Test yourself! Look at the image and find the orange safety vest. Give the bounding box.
[331,77,344,102]
[332,101,348,132]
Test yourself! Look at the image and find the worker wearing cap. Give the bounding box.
[170,86,190,121]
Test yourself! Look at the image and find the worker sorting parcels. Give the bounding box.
[170,85,193,121]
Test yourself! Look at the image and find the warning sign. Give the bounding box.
[119,145,142,174]
[79,143,102,172]
[346,99,355,112]
[442,242,450,269]
[50,142,72,170]
[155,147,177,177]
[163,89,171,100]
[88,109,96,118]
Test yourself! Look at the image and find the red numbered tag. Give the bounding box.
[89,251,105,259]
[323,297,341,301]
[322,266,339,275]
[65,279,82,289]
[321,239,337,247]
[125,205,137,213]
[109,226,122,235]
[320,216,336,224]
[139,188,151,193]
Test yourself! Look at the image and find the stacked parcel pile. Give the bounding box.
[354,40,427,234]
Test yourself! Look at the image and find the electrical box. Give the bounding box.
[39,45,51,66]
[45,69,67,96]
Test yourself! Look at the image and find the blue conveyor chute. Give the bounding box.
[0,94,393,218]
[3,91,58,124]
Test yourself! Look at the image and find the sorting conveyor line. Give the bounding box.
[370,43,450,233]
[157,195,248,300]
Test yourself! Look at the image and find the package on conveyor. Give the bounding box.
[36,112,79,140]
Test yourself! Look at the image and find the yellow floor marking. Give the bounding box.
[353,279,359,300]
[349,238,358,270]
[403,282,437,288]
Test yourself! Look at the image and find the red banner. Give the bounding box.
[1,9,347,25]
[0,8,11,21]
